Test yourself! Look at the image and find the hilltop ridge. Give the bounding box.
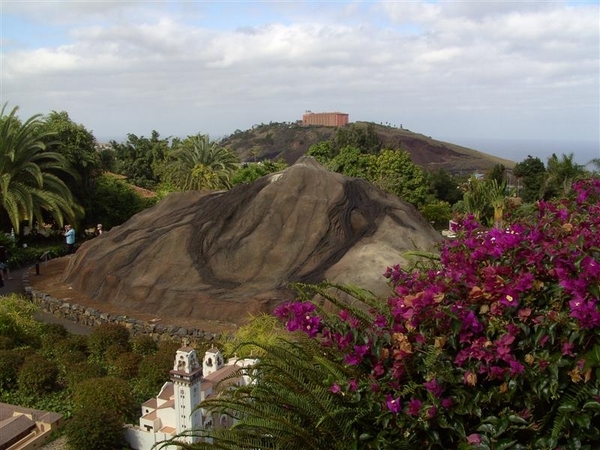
[220,121,515,174]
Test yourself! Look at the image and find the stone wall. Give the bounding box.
[23,270,219,344]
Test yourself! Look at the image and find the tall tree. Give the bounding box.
[111,130,170,189]
[486,164,506,185]
[42,111,103,228]
[164,134,239,191]
[333,123,382,155]
[426,168,463,205]
[0,104,80,233]
[512,155,546,203]
[42,111,101,193]
[373,149,429,206]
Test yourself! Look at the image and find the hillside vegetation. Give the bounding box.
[220,121,515,174]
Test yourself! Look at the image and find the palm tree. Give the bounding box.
[165,134,239,191]
[0,104,81,233]
[543,153,584,198]
[486,179,507,229]
[462,176,488,221]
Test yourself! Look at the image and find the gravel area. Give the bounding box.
[40,436,67,450]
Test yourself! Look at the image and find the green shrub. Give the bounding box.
[0,295,40,346]
[0,349,24,390]
[66,406,127,450]
[72,376,136,423]
[133,351,174,403]
[17,354,58,395]
[88,323,130,361]
[109,351,142,380]
[66,361,106,390]
[131,334,158,356]
[0,335,13,350]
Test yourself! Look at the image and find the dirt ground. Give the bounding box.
[28,257,238,334]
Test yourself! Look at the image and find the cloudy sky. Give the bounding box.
[1,0,599,163]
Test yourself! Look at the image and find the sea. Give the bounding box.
[447,137,600,169]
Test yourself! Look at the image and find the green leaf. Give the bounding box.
[496,439,518,450]
[508,414,528,425]
[582,401,600,411]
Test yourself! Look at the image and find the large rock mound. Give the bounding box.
[63,157,442,326]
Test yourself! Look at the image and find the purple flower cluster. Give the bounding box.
[275,178,600,446]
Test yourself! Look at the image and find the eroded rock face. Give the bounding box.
[63,157,442,326]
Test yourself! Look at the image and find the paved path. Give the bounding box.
[1,265,93,335]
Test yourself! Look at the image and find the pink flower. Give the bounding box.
[329,383,341,394]
[467,433,482,445]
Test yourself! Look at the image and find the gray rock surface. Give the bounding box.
[62,157,442,326]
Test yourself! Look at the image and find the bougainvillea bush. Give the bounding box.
[276,178,600,449]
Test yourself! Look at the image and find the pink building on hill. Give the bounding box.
[302,111,349,127]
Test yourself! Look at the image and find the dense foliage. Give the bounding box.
[187,178,600,449]
[275,178,600,449]
[0,104,81,233]
[66,406,128,450]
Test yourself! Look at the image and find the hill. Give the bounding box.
[220,121,515,174]
[61,157,442,330]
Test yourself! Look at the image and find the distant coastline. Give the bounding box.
[447,137,599,166]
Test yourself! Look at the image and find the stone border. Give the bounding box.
[22,267,220,343]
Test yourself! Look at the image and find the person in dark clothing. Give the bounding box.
[0,245,11,282]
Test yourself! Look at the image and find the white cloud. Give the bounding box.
[0,0,597,156]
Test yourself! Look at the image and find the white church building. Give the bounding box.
[124,345,257,450]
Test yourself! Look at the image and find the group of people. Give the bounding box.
[64,223,103,254]
[0,223,104,288]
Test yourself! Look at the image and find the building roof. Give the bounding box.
[0,414,36,447]
[203,364,240,383]
[142,398,158,409]
[158,399,175,410]
[159,426,176,434]
[0,402,62,425]
[157,383,174,401]
[141,410,158,421]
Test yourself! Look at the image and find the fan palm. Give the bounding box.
[0,104,80,233]
[165,134,239,191]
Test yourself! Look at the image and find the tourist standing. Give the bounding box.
[94,223,103,236]
[0,246,10,280]
[64,224,76,254]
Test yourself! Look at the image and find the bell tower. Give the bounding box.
[170,345,202,442]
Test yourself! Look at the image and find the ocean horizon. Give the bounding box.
[448,137,599,167]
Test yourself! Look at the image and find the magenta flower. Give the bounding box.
[329,383,341,394]
[562,342,575,357]
[424,378,443,398]
[509,359,525,376]
[386,394,401,413]
[427,405,437,419]
[407,398,422,416]
[441,397,453,408]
